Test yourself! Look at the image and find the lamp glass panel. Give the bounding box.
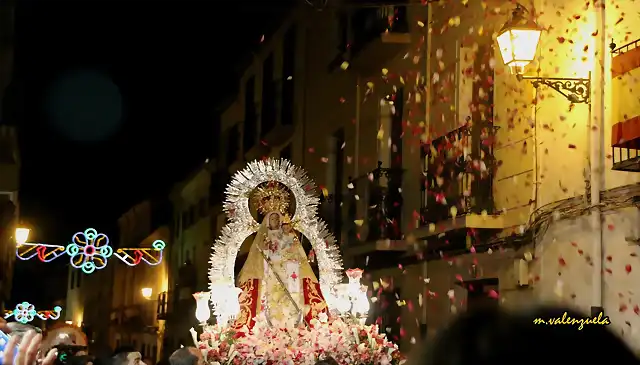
[511,29,541,68]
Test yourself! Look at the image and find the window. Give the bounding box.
[261,54,276,136]
[456,45,475,129]
[282,26,296,126]
[199,198,207,217]
[280,143,292,161]
[391,88,404,168]
[189,205,196,225]
[336,13,348,52]
[181,212,188,230]
[226,124,240,166]
[174,215,180,236]
[243,77,257,153]
[466,280,499,311]
[378,101,392,168]
[333,129,345,238]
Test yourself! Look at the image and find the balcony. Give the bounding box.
[415,123,503,238]
[244,105,271,161]
[611,39,640,173]
[209,171,229,207]
[110,303,158,333]
[348,3,411,75]
[612,116,640,172]
[342,163,407,257]
[262,79,295,148]
[164,288,196,323]
[0,126,19,192]
[612,39,640,78]
[156,291,168,321]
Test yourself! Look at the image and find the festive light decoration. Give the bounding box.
[67,228,114,274]
[16,243,66,262]
[113,239,166,267]
[15,228,166,274]
[3,302,62,324]
[209,159,343,315]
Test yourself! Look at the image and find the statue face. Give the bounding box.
[269,213,280,229]
[282,223,292,234]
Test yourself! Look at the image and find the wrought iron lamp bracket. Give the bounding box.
[517,75,591,104]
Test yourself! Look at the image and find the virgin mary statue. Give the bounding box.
[232,182,328,331]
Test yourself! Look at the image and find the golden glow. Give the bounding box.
[74,313,83,328]
[141,287,153,299]
[15,227,30,245]
[65,320,73,325]
[497,28,541,72]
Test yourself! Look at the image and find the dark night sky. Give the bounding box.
[8,0,293,306]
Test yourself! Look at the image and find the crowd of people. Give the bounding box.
[2,305,639,365]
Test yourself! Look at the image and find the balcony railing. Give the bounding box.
[319,193,338,236]
[348,162,404,243]
[164,288,196,322]
[157,291,168,320]
[209,171,229,207]
[350,4,409,56]
[110,303,158,331]
[420,123,497,224]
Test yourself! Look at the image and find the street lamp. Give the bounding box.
[497,3,591,104]
[15,227,30,245]
[141,287,153,300]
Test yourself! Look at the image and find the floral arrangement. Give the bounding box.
[197,313,405,365]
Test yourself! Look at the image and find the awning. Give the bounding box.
[612,116,640,149]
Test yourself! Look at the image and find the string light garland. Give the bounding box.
[209,158,343,310]
[15,228,166,274]
[3,302,62,324]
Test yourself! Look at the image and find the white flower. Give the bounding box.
[318,312,328,323]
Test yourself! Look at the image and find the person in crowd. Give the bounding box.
[112,347,141,365]
[168,347,203,365]
[414,306,639,365]
[1,317,58,365]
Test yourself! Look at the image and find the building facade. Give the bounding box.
[0,0,17,313]
[164,160,227,356]
[110,201,170,362]
[213,0,640,353]
[0,125,19,312]
[64,200,170,360]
